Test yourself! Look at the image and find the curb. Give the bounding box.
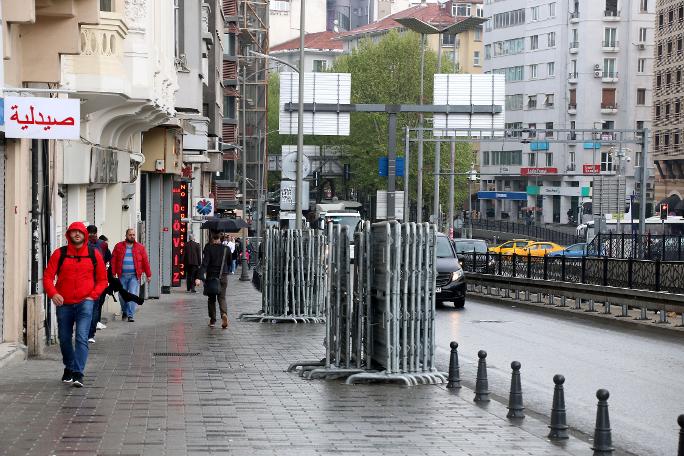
[0,343,28,369]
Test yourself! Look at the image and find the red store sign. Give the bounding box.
[520,167,558,176]
[582,164,601,175]
[172,181,189,287]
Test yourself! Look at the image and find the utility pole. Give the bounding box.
[638,128,649,239]
[433,37,443,228]
[416,33,426,223]
[240,66,250,281]
[447,35,458,237]
[404,126,410,221]
[295,0,306,229]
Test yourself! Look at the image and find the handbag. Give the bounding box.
[203,246,228,297]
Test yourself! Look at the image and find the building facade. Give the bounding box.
[480,0,654,224]
[653,0,684,214]
[269,31,344,73]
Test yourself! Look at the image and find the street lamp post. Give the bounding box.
[295,0,306,229]
[240,65,251,281]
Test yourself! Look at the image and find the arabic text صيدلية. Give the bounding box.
[9,105,76,131]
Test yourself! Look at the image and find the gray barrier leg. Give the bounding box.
[657,309,669,325]
[558,296,568,308]
[585,299,597,313]
[616,304,629,318]
[574,298,582,310]
[603,302,611,315]
[635,305,649,320]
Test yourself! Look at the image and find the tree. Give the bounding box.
[267,30,474,217]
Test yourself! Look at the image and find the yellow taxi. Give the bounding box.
[488,239,532,255]
[515,241,564,257]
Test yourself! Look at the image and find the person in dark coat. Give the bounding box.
[183,233,202,293]
[196,233,231,328]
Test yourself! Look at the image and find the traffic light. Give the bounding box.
[343,163,351,182]
[660,203,669,220]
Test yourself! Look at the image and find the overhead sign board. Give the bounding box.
[433,74,505,137]
[477,191,528,201]
[280,180,310,210]
[193,197,215,217]
[520,167,557,176]
[378,157,405,177]
[279,73,351,136]
[281,152,311,180]
[376,190,405,220]
[4,96,80,139]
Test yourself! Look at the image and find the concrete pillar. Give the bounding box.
[559,194,571,224]
[542,194,554,224]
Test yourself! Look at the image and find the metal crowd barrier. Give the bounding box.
[240,227,326,323]
[289,221,446,386]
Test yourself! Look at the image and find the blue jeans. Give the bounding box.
[119,274,140,317]
[231,259,237,273]
[56,300,94,375]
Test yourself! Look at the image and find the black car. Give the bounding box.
[452,238,491,272]
[435,233,467,308]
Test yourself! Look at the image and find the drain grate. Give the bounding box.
[153,352,201,357]
[470,320,507,324]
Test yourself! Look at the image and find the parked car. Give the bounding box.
[547,242,588,258]
[489,239,532,255]
[452,238,492,272]
[516,241,564,257]
[435,233,466,308]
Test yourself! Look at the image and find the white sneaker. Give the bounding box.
[88,338,96,344]
[96,322,106,330]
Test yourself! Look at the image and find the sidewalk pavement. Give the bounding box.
[0,277,592,456]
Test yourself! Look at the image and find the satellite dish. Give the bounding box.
[281,152,311,181]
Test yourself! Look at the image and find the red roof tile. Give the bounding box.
[271,31,344,53]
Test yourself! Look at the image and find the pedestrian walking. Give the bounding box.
[43,222,108,387]
[232,237,240,274]
[196,232,230,328]
[227,236,236,273]
[183,233,202,293]
[86,225,112,343]
[111,228,151,322]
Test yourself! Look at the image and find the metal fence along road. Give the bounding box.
[240,228,327,323]
[588,232,684,260]
[471,219,581,245]
[289,221,446,386]
[461,251,684,295]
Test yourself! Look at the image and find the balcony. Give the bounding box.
[602,71,619,82]
[600,102,618,114]
[603,9,620,20]
[602,40,619,52]
[568,72,578,83]
[569,41,579,53]
[568,103,577,115]
[570,11,580,23]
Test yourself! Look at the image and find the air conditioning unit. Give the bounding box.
[638,43,646,50]
[594,64,601,70]
[594,70,603,78]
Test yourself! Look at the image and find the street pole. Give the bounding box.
[387,112,397,219]
[404,126,410,221]
[638,128,649,239]
[255,128,262,242]
[447,38,457,237]
[416,33,426,223]
[433,35,443,228]
[240,66,250,281]
[295,0,306,229]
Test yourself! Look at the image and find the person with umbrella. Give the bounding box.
[195,232,231,328]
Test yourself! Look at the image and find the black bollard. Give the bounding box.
[592,389,614,454]
[507,361,525,419]
[474,350,490,402]
[446,341,461,389]
[677,415,683,456]
[548,374,569,439]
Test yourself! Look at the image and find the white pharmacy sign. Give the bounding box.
[280,180,310,210]
[4,96,80,140]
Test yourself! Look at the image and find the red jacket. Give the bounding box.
[111,240,152,280]
[43,222,108,304]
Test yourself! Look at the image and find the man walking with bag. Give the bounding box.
[111,229,152,322]
[43,222,108,387]
[87,225,111,343]
[196,233,230,328]
[183,233,202,293]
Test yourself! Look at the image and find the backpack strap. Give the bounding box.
[56,246,69,277]
[87,245,97,283]
[56,245,98,283]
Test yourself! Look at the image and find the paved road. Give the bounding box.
[433,296,684,456]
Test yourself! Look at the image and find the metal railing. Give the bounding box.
[470,219,581,245]
[587,233,684,260]
[461,252,684,294]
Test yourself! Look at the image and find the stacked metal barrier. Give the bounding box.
[240,227,326,323]
[289,221,446,386]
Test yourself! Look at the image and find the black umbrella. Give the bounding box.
[201,217,248,232]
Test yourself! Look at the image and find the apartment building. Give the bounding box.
[653,0,684,214]
[481,0,654,224]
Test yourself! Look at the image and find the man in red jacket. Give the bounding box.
[111,228,152,322]
[43,222,108,387]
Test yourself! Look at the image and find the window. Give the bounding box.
[676,100,681,114]
[656,103,661,117]
[476,4,484,16]
[473,51,481,66]
[547,32,556,47]
[639,28,647,42]
[667,71,672,85]
[455,3,472,16]
[224,96,236,119]
[602,88,616,108]
[544,94,554,107]
[528,123,537,136]
[679,37,683,53]
[659,14,664,28]
[442,34,456,46]
[680,6,684,21]
[271,0,290,12]
[605,0,618,15]
[492,38,525,56]
[493,65,524,81]
[569,88,577,108]
[601,152,613,171]
[603,58,616,77]
[546,153,553,166]
[570,28,578,47]
[505,94,524,110]
[505,122,523,137]
[528,153,537,166]
[549,2,556,17]
[668,40,673,54]
[530,64,538,79]
[603,28,617,47]
[658,44,663,57]
[545,122,554,137]
[313,60,327,72]
[474,27,482,41]
[670,9,675,23]
[528,95,537,108]
[547,62,555,76]
[483,151,490,165]
[485,44,492,59]
[531,6,540,20]
[640,0,648,12]
[666,102,671,117]
[530,35,539,50]
[657,73,662,87]
[637,58,646,73]
[100,0,113,11]
[678,70,682,83]
[637,88,646,105]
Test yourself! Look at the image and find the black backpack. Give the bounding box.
[56,245,98,282]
